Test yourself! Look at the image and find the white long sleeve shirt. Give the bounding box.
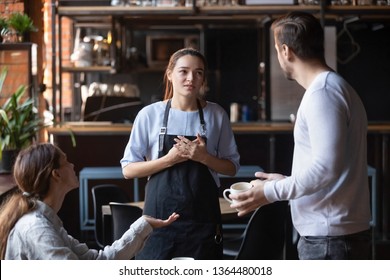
[5,200,152,260]
[264,71,371,236]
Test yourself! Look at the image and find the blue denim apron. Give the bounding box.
[136,99,222,260]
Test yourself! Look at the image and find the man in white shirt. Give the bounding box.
[230,11,371,260]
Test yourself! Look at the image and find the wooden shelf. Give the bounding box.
[54,3,390,123]
[57,6,195,17]
[62,65,116,73]
[57,5,390,19]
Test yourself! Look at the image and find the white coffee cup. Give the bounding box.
[172,257,194,260]
[223,182,252,203]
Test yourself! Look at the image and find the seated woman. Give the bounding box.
[0,143,179,260]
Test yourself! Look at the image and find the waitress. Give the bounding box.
[121,48,240,260]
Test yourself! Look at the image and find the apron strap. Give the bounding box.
[159,100,171,153]
[159,99,206,153]
[197,99,206,136]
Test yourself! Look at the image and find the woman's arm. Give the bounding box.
[122,145,187,179]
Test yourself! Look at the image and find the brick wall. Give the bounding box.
[0,45,30,105]
[43,0,73,116]
[0,1,26,105]
[0,0,24,16]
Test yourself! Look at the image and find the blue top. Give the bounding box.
[5,200,152,259]
[121,101,240,186]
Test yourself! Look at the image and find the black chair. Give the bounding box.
[109,202,143,241]
[91,184,129,248]
[222,217,250,259]
[226,202,289,260]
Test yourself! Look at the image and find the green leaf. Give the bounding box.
[0,74,44,150]
[7,12,38,34]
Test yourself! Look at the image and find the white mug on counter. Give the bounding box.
[223,182,252,204]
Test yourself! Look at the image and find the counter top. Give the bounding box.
[47,121,390,135]
[46,122,295,135]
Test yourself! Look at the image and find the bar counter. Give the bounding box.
[47,121,390,135]
[46,121,390,180]
[47,121,294,135]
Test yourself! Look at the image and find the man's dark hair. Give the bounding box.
[271,11,325,62]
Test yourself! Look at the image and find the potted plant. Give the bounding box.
[0,17,7,29]
[4,12,37,43]
[0,17,8,43]
[0,68,44,172]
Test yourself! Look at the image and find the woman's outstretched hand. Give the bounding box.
[143,212,180,229]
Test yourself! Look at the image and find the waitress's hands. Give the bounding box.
[143,212,180,229]
[166,145,188,165]
[174,134,207,162]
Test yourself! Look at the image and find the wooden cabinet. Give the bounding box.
[0,43,38,104]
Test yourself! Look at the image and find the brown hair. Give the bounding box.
[163,47,208,100]
[271,11,325,63]
[0,143,62,259]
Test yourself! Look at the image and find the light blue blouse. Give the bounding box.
[121,101,240,186]
[5,200,152,260]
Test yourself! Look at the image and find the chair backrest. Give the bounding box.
[235,201,288,260]
[91,184,129,248]
[109,202,143,241]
